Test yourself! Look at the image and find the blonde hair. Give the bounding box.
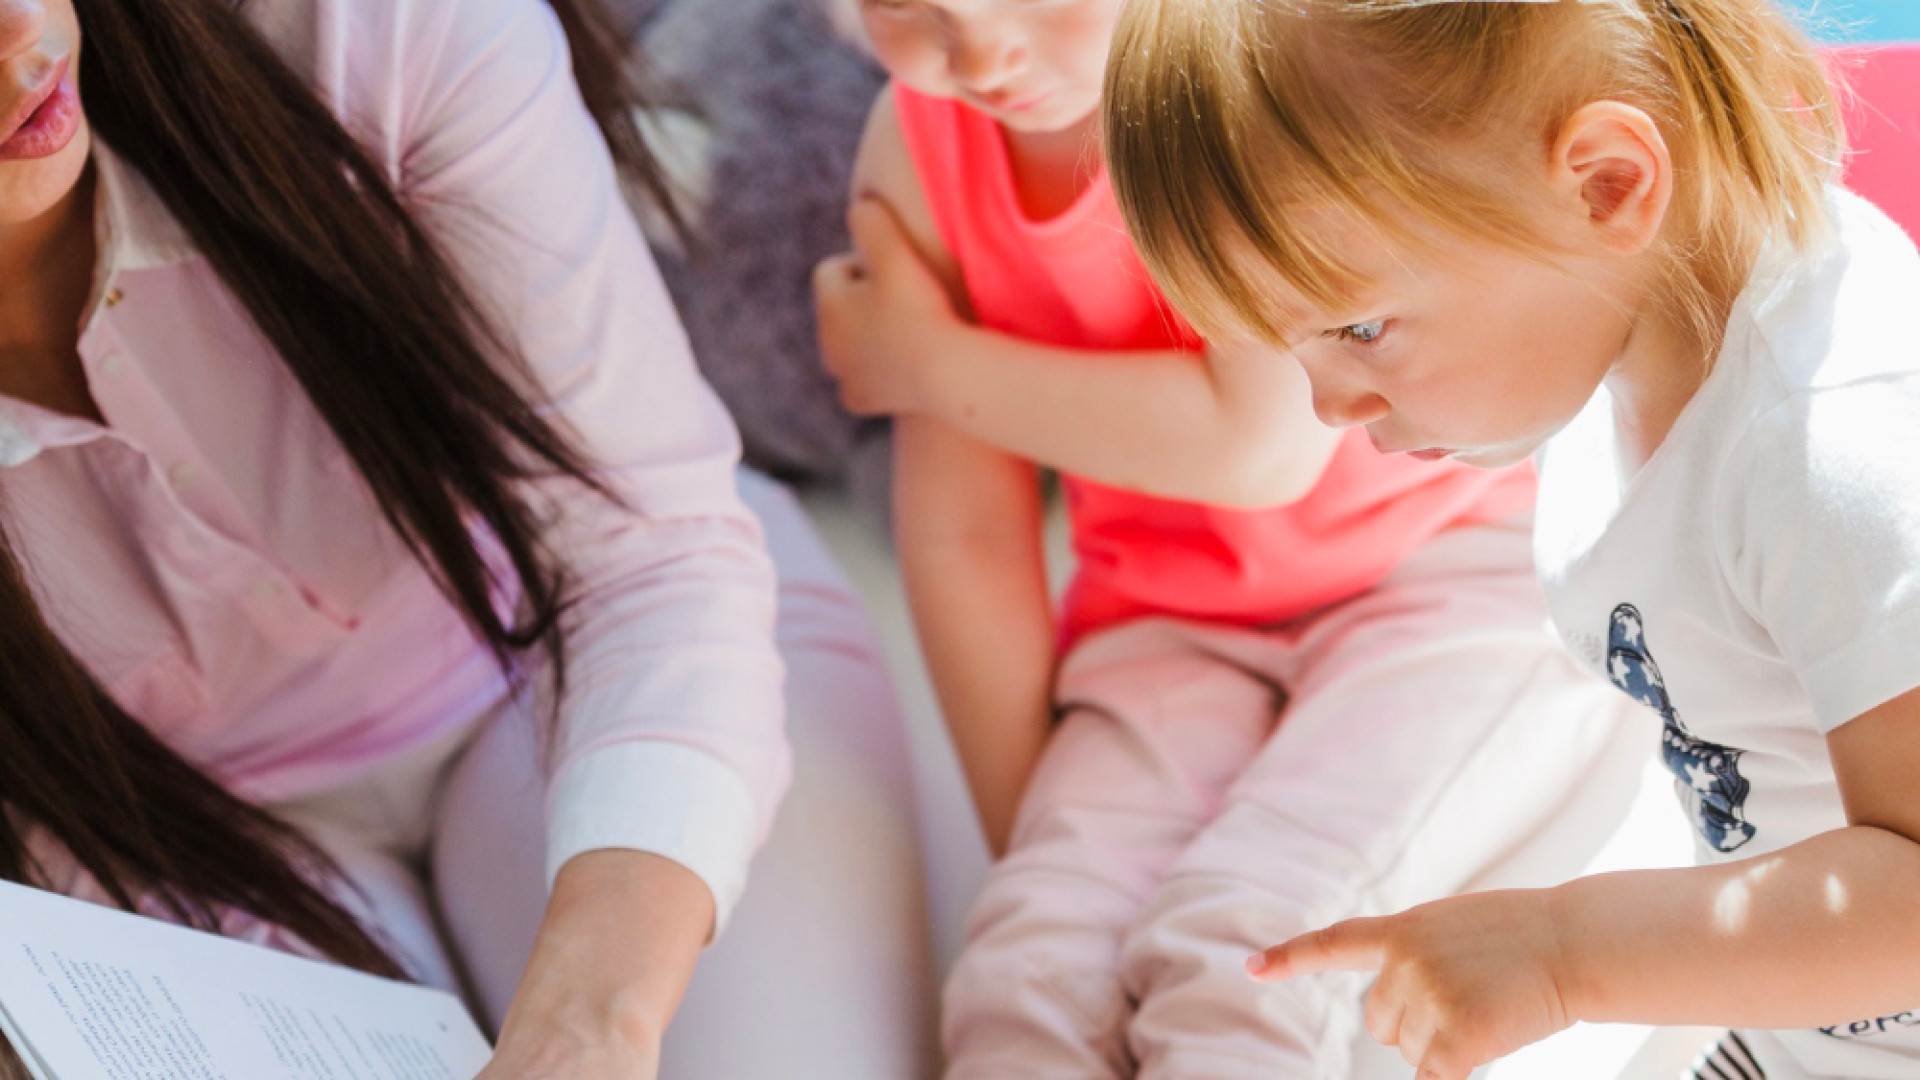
[1103,0,1843,350]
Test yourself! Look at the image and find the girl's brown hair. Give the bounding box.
[1103,0,1843,350]
[0,0,665,1015]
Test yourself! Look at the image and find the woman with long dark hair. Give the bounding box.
[0,0,801,1072]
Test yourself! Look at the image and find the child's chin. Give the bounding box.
[996,97,1097,136]
[1452,444,1536,470]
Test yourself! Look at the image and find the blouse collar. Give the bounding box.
[0,144,200,467]
[91,139,199,278]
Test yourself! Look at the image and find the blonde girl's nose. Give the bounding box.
[1313,387,1391,430]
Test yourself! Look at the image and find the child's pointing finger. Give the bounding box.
[1246,916,1391,982]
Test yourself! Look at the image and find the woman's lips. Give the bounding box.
[0,57,80,162]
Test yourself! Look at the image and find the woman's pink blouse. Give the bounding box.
[3,0,788,928]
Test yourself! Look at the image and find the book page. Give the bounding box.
[0,881,490,1080]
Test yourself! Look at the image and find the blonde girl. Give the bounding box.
[812,0,1641,1074]
[1105,1,1920,1078]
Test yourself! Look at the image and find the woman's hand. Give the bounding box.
[476,849,714,1080]
[814,197,966,416]
[1248,889,1579,1080]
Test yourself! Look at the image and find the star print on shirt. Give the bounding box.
[1606,603,1755,853]
[1685,761,1719,793]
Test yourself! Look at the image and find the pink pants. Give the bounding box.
[942,517,1644,1080]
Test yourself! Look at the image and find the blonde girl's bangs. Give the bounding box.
[1106,0,1843,351]
[1103,0,1367,345]
[1105,0,1561,345]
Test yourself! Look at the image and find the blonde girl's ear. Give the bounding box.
[1549,101,1676,257]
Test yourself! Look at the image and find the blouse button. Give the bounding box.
[167,461,199,488]
[104,287,125,308]
[97,353,127,379]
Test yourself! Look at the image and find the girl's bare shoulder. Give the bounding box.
[850,86,962,293]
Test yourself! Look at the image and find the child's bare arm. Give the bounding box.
[895,415,1056,855]
[904,307,1338,509]
[815,92,1339,510]
[1251,684,1920,1079]
[824,88,1055,855]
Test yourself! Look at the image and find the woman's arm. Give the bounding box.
[394,0,789,1074]
[895,414,1056,855]
[1251,683,1920,1080]
[814,95,1339,509]
[478,852,712,1076]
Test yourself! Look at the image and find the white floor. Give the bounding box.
[797,483,1716,1080]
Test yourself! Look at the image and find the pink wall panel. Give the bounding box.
[1832,46,1920,240]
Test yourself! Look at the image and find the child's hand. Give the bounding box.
[1248,890,1579,1080]
[814,197,964,416]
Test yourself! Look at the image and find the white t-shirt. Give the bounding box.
[1535,190,1920,1080]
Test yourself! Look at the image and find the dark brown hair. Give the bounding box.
[548,0,688,239]
[0,0,665,1003]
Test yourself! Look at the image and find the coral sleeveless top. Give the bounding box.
[892,85,1537,645]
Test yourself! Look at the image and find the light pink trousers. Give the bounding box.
[31,471,939,1077]
[942,516,1644,1080]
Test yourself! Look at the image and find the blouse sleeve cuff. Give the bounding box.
[544,740,761,936]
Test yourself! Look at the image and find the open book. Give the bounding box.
[0,880,491,1080]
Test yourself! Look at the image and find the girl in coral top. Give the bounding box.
[812,1,1641,1076]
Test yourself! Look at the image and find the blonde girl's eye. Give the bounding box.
[1330,319,1388,345]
